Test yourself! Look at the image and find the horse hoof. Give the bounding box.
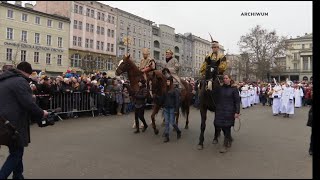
[197,144,204,150]
[154,129,159,135]
[184,125,189,129]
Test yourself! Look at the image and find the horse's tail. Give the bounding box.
[180,84,192,117]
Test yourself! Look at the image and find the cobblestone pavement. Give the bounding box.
[0,105,312,178]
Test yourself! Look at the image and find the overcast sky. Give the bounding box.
[103,1,312,54]
[22,1,312,54]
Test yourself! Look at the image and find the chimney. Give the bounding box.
[25,3,33,9]
[15,1,22,6]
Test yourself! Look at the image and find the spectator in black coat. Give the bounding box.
[133,78,148,133]
[212,74,240,153]
[0,62,48,179]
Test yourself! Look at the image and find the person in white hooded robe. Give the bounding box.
[240,86,249,109]
[294,84,304,108]
[281,81,295,118]
[272,84,282,116]
[254,84,260,104]
[249,85,254,106]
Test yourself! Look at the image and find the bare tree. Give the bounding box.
[238,25,287,81]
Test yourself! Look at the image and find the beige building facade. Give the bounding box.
[272,33,312,82]
[0,1,70,76]
[35,1,117,73]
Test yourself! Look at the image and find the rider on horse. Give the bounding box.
[162,49,185,90]
[139,48,156,81]
[199,39,227,83]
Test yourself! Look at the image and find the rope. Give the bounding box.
[233,117,241,132]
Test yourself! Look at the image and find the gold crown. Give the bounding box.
[166,49,173,54]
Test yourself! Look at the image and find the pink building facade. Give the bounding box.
[35,1,117,72]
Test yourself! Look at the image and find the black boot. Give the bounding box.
[173,125,181,139]
[134,129,140,133]
[142,125,148,132]
[164,134,169,143]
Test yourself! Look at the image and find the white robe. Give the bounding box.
[294,88,304,107]
[240,90,249,108]
[281,87,295,114]
[272,87,282,114]
[254,87,260,104]
[249,89,254,105]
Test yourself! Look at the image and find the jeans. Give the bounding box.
[163,107,179,135]
[0,145,24,179]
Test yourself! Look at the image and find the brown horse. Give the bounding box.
[115,55,192,135]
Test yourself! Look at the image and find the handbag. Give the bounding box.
[0,116,20,148]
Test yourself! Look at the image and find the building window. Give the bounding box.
[133,38,136,45]
[133,26,136,33]
[79,6,83,14]
[120,21,124,30]
[111,30,114,38]
[71,54,81,67]
[85,23,89,32]
[138,51,141,58]
[97,41,100,50]
[102,13,105,21]
[90,39,93,48]
[111,44,114,52]
[34,52,39,63]
[21,31,27,42]
[58,22,63,29]
[22,13,28,22]
[85,39,89,48]
[57,55,62,65]
[101,42,104,50]
[86,8,90,17]
[294,63,297,70]
[97,26,100,34]
[90,24,94,33]
[7,28,13,40]
[47,35,52,46]
[303,56,308,70]
[34,33,40,44]
[78,21,82,30]
[78,37,82,47]
[47,19,52,27]
[35,16,40,24]
[106,59,113,70]
[144,41,146,48]
[7,9,13,18]
[107,43,110,51]
[111,16,115,24]
[74,4,78,13]
[101,27,105,35]
[107,29,111,37]
[91,9,94,18]
[58,37,63,48]
[46,53,51,64]
[107,15,111,23]
[148,41,151,48]
[6,48,12,61]
[21,50,26,62]
[97,12,101,20]
[96,57,103,69]
[73,36,77,46]
[302,44,305,49]
[74,20,78,29]
[133,50,136,58]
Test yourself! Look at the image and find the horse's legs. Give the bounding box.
[198,105,207,150]
[185,105,190,129]
[151,104,160,135]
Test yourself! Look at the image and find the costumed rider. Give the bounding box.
[162,49,185,90]
[199,35,227,90]
[139,48,156,81]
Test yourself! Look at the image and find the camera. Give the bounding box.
[37,108,61,127]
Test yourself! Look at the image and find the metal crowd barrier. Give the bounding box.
[49,92,99,117]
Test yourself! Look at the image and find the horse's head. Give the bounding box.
[115,55,131,76]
